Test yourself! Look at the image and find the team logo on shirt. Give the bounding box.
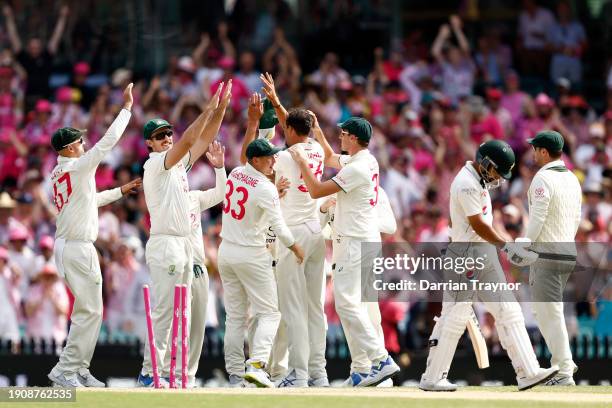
[482,205,488,215]
[168,265,176,275]
[535,187,545,198]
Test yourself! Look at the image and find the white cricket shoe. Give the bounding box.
[341,372,369,387]
[277,370,308,387]
[244,362,274,388]
[308,377,330,387]
[419,378,458,392]
[358,356,400,387]
[48,368,83,388]
[377,378,394,387]
[77,369,105,387]
[517,366,559,391]
[544,374,575,386]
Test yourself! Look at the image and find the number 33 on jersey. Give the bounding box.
[220,164,293,248]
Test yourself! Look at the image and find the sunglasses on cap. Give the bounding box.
[151,129,173,141]
[64,137,84,148]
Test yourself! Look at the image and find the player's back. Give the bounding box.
[220,164,276,247]
[50,157,98,241]
[275,139,324,225]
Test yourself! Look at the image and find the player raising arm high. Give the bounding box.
[288,116,400,387]
[138,81,232,388]
[48,83,135,388]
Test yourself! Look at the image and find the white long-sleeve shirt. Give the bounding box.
[189,168,227,265]
[220,164,294,248]
[51,108,131,242]
[526,160,581,254]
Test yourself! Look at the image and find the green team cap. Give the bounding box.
[527,130,564,152]
[51,127,85,151]
[338,117,373,142]
[246,138,282,159]
[143,118,172,140]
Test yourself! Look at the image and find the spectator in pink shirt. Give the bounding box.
[25,264,69,344]
[467,95,503,144]
[210,57,250,115]
[23,99,55,146]
[0,246,20,345]
[500,70,529,124]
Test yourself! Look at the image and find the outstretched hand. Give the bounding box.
[123,83,134,111]
[247,93,264,123]
[260,72,280,106]
[206,140,225,168]
[120,178,142,195]
[219,79,233,110]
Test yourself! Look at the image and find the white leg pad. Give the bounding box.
[490,302,540,379]
[421,302,472,383]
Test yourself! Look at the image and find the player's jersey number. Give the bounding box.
[223,180,248,220]
[369,173,379,207]
[53,173,73,212]
[298,160,323,192]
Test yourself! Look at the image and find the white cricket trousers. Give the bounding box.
[218,240,280,376]
[142,235,193,378]
[53,239,102,373]
[188,263,209,381]
[332,236,388,368]
[276,224,327,381]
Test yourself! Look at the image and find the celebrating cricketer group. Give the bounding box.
[46,73,581,391]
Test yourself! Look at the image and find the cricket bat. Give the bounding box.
[466,309,489,369]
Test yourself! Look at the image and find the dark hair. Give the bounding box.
[548,149,562,159]
[357,138,369,147]
[286,108,313,136]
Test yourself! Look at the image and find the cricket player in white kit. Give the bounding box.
[138,82,232,387]
[48,84,136,387]
[256,74,329,387]
[219,138,304,388]
[289,116,400,387]
[184,141,227,385]
[419,140,558,392]
[523,131,582,385]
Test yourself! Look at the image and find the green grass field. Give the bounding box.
[3,386,611,408]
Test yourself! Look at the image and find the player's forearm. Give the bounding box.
[211,167,227,205]
[5,13,21,52]
[96,188,122,207]
[240,120,258,165]
[297,160,324,198]
[86,109,132,165]
[470,219,506,244]
[525,211,546,242]
[312,127,339,168]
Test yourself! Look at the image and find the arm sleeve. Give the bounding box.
[198,167,227,211]
[96,187,123,207]
[332,163,365,193]
[74,109,131,173]
[258,185,295,248]
[457,184,483,217]
[525,174,551,241]
[338,154,350,168]
[377,187,397,234]
[181,151,192,172]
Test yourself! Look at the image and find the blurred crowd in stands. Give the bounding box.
[0,1,609,358]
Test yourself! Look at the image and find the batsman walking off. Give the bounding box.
[419,140,558,392]
[48,84,136,387]
[138,82,231,387]
[523,131,582,386]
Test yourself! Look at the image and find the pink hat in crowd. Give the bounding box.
[38,264,58,277]
[535,93,554,107]
[486,87,502,100]
[39,235,54,250]
[218,56,235,70]
[56,86,73,103]
[74,61,91,76]
[0,246,7,260]
[35,99,53,113]
[9,226,28,241]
